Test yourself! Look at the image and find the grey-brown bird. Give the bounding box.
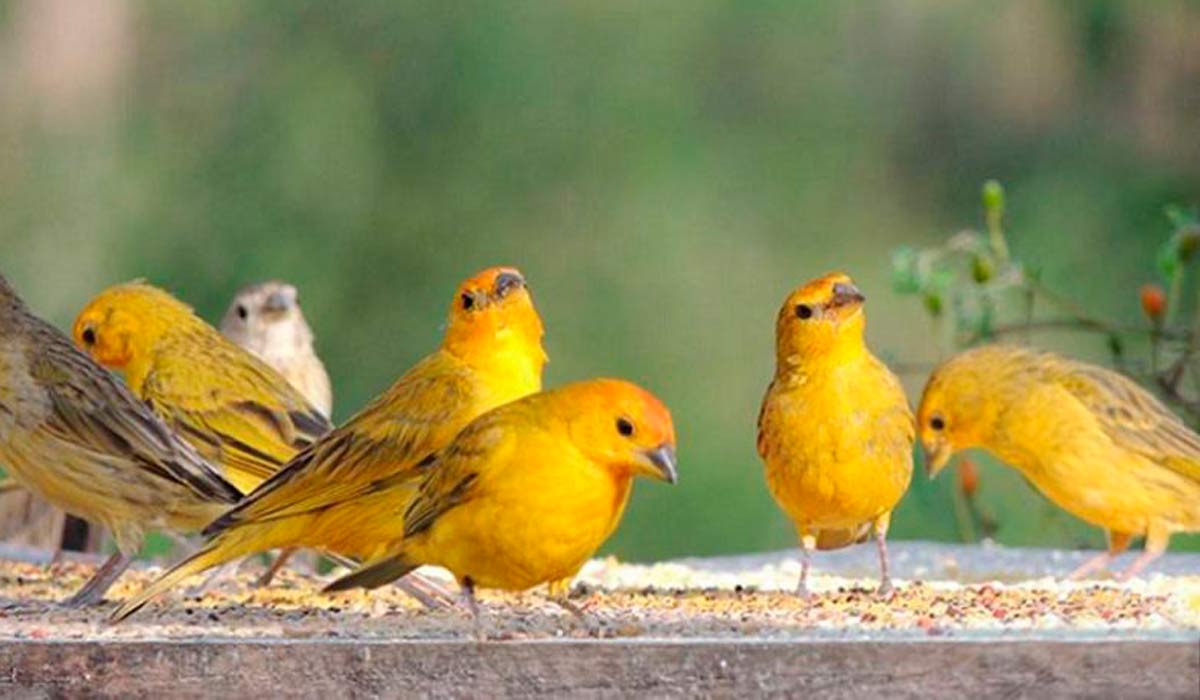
[0,274,241,606]
[220,281,333,418]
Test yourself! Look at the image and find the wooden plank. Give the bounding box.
[0,638,1196,698]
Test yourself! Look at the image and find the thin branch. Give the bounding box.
[964,317,1190,345]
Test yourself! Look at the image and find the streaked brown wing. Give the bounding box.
[32,330,241,505]
[205,352,476,534]
[1059,362,1200,484]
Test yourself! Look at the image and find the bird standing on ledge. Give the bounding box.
[757,272,914,595]
[322,378,678,619]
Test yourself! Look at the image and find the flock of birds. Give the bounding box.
[0,266,1195,626]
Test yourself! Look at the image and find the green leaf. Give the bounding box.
[890,246,921,294]
[1157,240,1181,281]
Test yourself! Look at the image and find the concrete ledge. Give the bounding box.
[1,637,1197,698]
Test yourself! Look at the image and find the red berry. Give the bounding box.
[1140,284,1166,321]
[959,457,979,498]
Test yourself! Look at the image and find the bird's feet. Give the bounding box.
[1066,551,1114,581]
[551,596,601,636]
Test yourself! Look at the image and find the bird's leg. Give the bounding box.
[796,531,816,598]
[547,578,598,635]
[873,513,895,597]
[62,551,133,608]
[1068,531,1131,580]
[1117,528,1168,582]
[254,547,297,588]
[395,574,455,611]
[187,560,240,597]
[461,577,485,641]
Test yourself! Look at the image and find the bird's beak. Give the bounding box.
[263,291,291,314]
[829,281,865,308]
[492,271,525,299]
[639,444,678,484]
[923,441,951,478]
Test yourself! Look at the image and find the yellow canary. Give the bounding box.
[219,281,333,418]
[323,378,677,608]
[918,344,1200,579]
[73,281,333,495]
[0,274,240,606]
[757,272,914,595]
[111,266,547,620]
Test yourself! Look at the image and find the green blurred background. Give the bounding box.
[1,1,1198,560]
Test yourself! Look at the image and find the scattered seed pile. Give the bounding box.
[0,554,1196,641]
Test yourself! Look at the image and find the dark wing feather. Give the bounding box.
[31,326,241,505]
[141,342,332,484]
[205,352,477,535]
[1057,360,1200,484]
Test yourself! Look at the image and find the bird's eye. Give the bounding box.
[81,328,96,346]
[461,293,475,310]
[930,416,946,431]
[795,304,813,320]
[616,417,634,437]
[236,305,248,320]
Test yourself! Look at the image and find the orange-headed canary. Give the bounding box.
[73,281,332,496]
[111,266,547,620]
[220,281,333,418]
[0,274,240,606]
[918,344,1200,579]
[757,272,914,595]
[322,378,677,608]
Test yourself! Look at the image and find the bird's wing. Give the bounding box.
[142,344,332,484]
[32,334,241,504]
[1058,362,1200,484]
[754,379,776,460]
[204,352,477,535]
[401,412,511,539]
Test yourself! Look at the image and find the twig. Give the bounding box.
[963,317,1189,345]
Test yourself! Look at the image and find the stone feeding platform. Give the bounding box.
[0,542,1196,697]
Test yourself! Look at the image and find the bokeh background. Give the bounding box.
[1,1,1198,560]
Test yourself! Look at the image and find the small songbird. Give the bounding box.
[757,272,914,595]
[73,281,332,496]
[111,266,548,620]
[219,281,333,418]
[322,378,677,611]
[918,344,1200,580]
[0,274,241,606]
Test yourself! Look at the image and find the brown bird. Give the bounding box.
[220,281,333,418]
[0,274,240,606]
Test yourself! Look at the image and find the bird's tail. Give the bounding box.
[815,523,873,551]
[323,552,418,593]
[109,532,263,623]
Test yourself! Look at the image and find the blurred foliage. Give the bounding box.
[893,182,1200,550]
[0,1,1198,559]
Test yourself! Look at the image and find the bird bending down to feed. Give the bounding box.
[919,344,1200,580]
